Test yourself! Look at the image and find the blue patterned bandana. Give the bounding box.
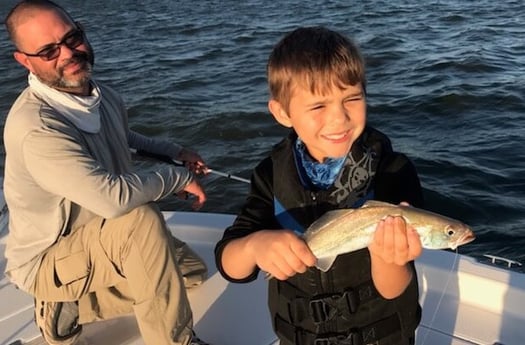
[294,138,346,189]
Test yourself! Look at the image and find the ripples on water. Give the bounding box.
[0,0,523,266]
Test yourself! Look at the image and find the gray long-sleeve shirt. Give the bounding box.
[3,80,192,291]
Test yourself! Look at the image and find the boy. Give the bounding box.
[215,26,424,345]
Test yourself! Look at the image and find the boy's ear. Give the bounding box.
[268,99,292,127]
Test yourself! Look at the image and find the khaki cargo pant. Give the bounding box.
[30,203,207,345]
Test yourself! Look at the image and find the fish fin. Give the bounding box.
[362,200,395,208]
[306,209,356,233]
[316,256,337,272]
[319,209,356,220]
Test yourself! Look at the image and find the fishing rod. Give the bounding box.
[131,148,251,184]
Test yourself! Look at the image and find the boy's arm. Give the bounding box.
[375,152,424,207]
[368,216,422,299]
[221,229,314,281]
[214,158,276,282]
[370,151,425,298]
[214,158,315,282]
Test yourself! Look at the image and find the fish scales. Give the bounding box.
[304,200,475,272]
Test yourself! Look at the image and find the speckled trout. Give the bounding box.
[306,200,475,272]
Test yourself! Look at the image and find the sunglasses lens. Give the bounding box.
[64,30,84,49]
[39,30,83,61]
[41,47,60,61]
[24,27,85,61]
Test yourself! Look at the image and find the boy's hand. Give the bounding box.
[247,230,316,280]
[368,215,422,266]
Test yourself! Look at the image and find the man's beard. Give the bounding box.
[55,55,93,88]
[42,50,95,90]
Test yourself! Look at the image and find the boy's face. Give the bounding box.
[269,82,366,162]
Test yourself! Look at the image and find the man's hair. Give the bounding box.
[267,26,366,111]
[5,0,72,47]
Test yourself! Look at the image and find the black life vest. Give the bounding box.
[268,128,421,345]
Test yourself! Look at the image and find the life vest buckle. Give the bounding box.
[309,290,359,323]
[313,330,363,345]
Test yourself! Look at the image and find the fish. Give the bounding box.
[304,200,476,272]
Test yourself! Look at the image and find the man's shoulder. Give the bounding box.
[5,87,47,130]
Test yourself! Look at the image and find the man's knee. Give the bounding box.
[121,203,167,235]
[128,203,163,222]
[99,203,170,256]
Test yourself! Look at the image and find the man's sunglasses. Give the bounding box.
[18,23,85,61]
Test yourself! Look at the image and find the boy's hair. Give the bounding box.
[5,0,71,47]
[267,26,366,111]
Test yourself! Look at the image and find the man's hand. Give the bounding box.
[177,179,206,210]
[178,148,208,175]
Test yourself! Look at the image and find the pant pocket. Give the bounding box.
[54,249,89,286]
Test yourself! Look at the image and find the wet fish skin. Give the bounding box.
[305,200,476,272]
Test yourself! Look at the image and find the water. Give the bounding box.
[0,0,524,268]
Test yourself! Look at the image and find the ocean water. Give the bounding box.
[0,0,524,268]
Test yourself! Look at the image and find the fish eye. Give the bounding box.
[447,229,455,236]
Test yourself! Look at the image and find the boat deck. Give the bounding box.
[2,211,524,345]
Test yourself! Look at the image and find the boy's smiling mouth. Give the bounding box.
[323,129,351,142]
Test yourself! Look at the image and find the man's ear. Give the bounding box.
[14,51,35,73]
[268,99,292,128]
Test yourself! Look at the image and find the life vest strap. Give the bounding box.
[275,313,401,345]
[278,280,378,324]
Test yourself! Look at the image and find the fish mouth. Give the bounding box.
[451,230,476,250]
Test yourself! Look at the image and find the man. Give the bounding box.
[4,1,210,344]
